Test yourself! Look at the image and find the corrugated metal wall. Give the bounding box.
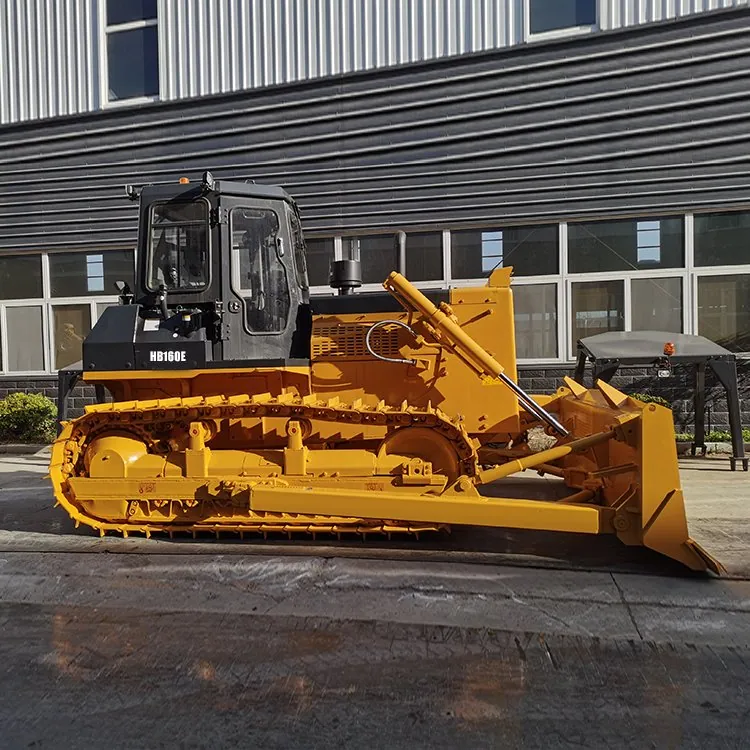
[159,0,521,97]
[1,0,748,124]
[0,0,101,124]
[601,0,745,28]
[0,8,749,251]
[161,0,749,99]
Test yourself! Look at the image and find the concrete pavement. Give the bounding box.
[0,453,748,748]
[0,452,746,575]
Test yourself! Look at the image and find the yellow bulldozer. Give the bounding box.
[49,173,723,574]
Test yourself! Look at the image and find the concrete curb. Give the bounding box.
[676,441,750,457]
[0,444,49,456]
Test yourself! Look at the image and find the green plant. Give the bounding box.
[0,392,57,443]
[705,428,750,443]
[629,392,671,408]
[674,429,750,443]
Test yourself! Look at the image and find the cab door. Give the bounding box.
[218,196,302,363]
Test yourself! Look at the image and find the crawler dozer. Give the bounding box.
[51,173,722,574]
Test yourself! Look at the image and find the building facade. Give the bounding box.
[0,1,748,426]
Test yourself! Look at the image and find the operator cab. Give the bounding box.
[83,173,312,372]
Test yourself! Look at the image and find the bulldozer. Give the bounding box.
[50,173,723,574]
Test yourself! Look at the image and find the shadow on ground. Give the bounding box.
[0,460,689,577]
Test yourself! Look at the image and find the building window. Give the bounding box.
[568,217,683,273]
[514,283,558,359]
[86,254,105,292]
[571,280,624,356]
[636,221,661,264]
[451,224,558,280]
[697,274,750,352]
[343,235,398,285]
[481,231,503,274]
[105,0,159,103]
[307,210,750,364]
[6,306,45,372]
[631,277,683,333]
[305,238,335,288]
[50,250,135,297]
[694,211,750,267]
[53,304,92,370]
[0,249,134,375]
[527,0,597,37]
[405,232,443,282]
[0,255,43,299]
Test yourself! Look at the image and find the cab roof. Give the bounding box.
[137,178,294,205]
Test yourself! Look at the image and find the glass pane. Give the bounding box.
[343,235,398,284]
[107,26,159,101]
[0,255,42,299]
[306,238,334,287]
[50,250,135,298]
[287,206,308,290]
[451,224,558,279]
[631,277,683,333]
[568,217,683,273]
[107,0,157,25]
[96,302,118,321]
[6,306,44,372]
[148,201,208,291]
[54,305,91,370]
[405,232,443,281]
[514,284,557,359]
[694,212,750,267]
[231,207,290,333]
[571,280,624,356]
[530,0,596,33]
[697,274,750,352]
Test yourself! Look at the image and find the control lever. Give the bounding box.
[157,284,169,320]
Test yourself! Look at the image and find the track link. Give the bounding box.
[50,392,479,538]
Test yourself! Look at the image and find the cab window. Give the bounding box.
[287,205,309,290]
[231,207,291,333]
[148,200,209,291]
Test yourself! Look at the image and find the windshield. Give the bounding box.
[148,200,209,290]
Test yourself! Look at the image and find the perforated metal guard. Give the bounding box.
[312,324,401,359]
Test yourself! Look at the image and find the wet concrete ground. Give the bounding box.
[0,454,748,748]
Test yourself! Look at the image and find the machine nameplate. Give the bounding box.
[149,350,187,363]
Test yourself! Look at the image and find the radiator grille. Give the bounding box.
[312,324,402,359]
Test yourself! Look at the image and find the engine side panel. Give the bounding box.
[310,270,520,437]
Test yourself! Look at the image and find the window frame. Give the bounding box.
[306,209,750,366]
[229,205,292,336]
[99,0,159,108]
[692,267,750,354]
[0,249,128,377]
[145,198,211,293]
[523,0,599,44]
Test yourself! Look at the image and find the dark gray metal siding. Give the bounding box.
[1,7,750,250]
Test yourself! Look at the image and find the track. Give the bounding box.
[50,392,478,537]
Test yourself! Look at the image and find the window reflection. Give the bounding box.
[342,235,398,284]
[568,217,682,273]
[54,305,91,370]
[697,274,750,352]
[305,238,334,287]
[514,284,557,359]
[451,224,558,279]
[571,280,624,356]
